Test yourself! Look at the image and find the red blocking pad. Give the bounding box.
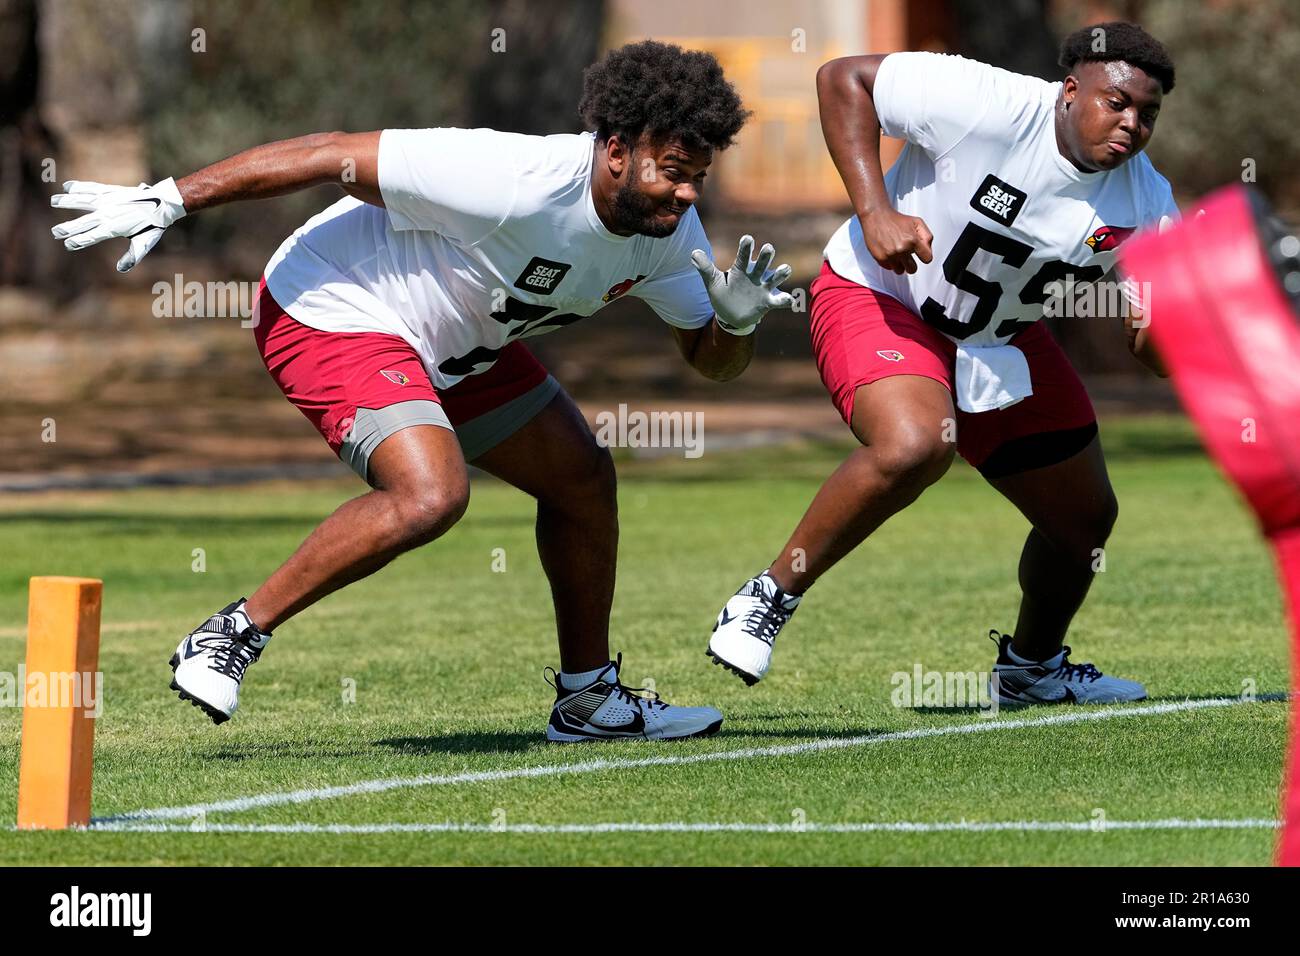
[1275,528,1300,865]
[1120,184,1300,865]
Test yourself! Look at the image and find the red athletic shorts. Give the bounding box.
[809,260,1097,477]
[252,278,551,471]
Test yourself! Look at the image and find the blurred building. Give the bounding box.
[604,0,1166,216]
[607,0,960,213]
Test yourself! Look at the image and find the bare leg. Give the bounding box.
[243,425,470,631]
[768,375,956,594]
[986,435,1118,660]
[470,391,617,673]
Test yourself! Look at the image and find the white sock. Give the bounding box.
[1006,643,1064,668]
[758,571,802,611]
[559,662,614,690]
[228,602,255,631]
[228,600,271,640]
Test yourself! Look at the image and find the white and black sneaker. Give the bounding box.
[169,599,272,724]
[545,654,723,742]
[706,571,801,685]
[989,630,1146,705]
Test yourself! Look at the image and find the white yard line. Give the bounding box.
[86,818,1280,835]
[95,694,1288,824]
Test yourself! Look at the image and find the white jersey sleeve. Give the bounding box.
[378,127,519,244]
[1151,177,1181,233]
[629,209,715,330]
[874,52,1045,158]
[632,270,714,330]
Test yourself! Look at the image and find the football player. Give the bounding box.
[708,22,1176,704]
[51,41,792,740]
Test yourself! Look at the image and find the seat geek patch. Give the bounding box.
[970,175,1028,228]
[514,256,572,295]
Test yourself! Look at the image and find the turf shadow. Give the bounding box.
[377,731,538,754]
[373,726,899,753]
[203,742,379,761]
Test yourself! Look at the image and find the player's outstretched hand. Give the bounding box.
[690,235,795,336]
[860,208,933,276]
[51,178,188,273]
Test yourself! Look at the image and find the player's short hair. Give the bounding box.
[1059,21,1175,94]
[578,40,751,152]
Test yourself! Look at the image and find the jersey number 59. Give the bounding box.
[919,221,1104,340]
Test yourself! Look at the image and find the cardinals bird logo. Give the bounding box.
[379,369,410,386]
[602,274,647,303]
[876,349,906,362]
[1085,225,1137,254]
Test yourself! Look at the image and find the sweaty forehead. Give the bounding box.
[1078,60,1162,103]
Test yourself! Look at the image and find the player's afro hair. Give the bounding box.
[578,40,751,151]
[1059,21,1175,94]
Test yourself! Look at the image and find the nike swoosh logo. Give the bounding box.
[1059,687,1077,703]
[181,637,204,660]
[555,707,646,737]
[591,710,646,735]
[718,609,736,627]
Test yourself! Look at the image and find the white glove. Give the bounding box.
[50,177,188,273]
[691,235,795,336]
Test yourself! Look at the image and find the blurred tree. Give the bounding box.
[134,0,609,277]
[466,0,604,134]
[18,0,610,285]
[0,0,58,287]
[951,0,1060,79]
[1138,0,1300,217]
[142,0,494,275]
[1048,0,1300,216]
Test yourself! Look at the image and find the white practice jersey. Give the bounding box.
[824,52,1179,346]
[263,129,715,389]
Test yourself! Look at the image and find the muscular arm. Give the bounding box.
[815,55,892,219]
[816,54,933,274]
[671,320,756,382]
[175,130,383,212]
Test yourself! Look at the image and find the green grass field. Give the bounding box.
[0,414,1290,865]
